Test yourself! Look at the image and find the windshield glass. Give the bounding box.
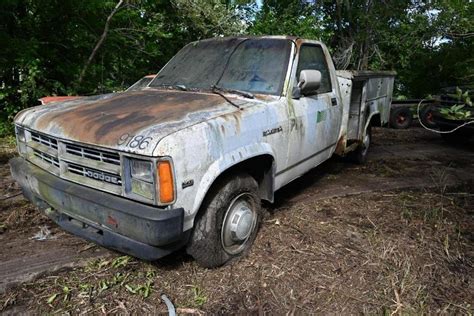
[149,38,292,95]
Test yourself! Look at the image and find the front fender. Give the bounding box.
[191,142,275,216]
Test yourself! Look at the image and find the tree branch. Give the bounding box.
[446,32,474,39]
[77,0,124,85]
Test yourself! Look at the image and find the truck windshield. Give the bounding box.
[149,38,292,96]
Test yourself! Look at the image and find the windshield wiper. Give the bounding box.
[211,85,254,99]
[210,86,240,109]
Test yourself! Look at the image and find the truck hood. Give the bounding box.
[16,89,242,156]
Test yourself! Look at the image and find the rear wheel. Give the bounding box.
[420,105,437,128]
[349,125,371,164]
[390,107,413,129]
[186,174,262,268]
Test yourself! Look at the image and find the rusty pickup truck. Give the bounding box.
[10,36,395,267]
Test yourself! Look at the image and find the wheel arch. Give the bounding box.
[191,145,276,223]
[364,111,381,134]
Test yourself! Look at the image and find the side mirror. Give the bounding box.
[297,70,321,96]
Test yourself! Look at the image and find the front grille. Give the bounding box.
[33,149,60,168]
[67,163,122,186]
[26,130,122,194]
[66,143,120,165]
[31,131,58,150]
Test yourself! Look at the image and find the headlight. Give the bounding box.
[125,157,175,205]
[16,126,26,142]
[15,126,27,155]
[131,178,154,200]
[128,158,154,200]
[130,159,153,182]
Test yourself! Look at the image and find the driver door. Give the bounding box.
[285,43,342,175]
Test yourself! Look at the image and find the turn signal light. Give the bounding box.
[158,161,174,203]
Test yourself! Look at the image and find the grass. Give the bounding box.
[190,286,207,308]
[28,256,160,312]
[430,165,452,195]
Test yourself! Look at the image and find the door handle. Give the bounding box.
[331,97,338,106]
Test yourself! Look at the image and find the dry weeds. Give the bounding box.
[1,186,472,314]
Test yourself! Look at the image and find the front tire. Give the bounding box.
[186,174,262,268]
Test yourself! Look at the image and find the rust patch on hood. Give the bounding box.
[28,89,238,153]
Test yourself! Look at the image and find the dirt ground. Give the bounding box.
[1,127,473,314]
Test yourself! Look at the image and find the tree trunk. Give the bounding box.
[357,0,372,70]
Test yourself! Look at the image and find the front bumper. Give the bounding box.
[9,157,188,260]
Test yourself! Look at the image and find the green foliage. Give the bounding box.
[250,0,472,98]
[111,256,131,268]
[440,104,471,120]
[248,0,331,42]
[124,280,153,298]
[451,87,473,107]
[46,293,59,305]
[0,0,472,135]
[439,87,473,120]
[0,0,244,136]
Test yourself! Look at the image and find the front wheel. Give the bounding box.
[186,174,262,268]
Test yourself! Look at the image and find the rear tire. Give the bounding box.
[349,125,371,164]
[186,174,262,268]
[420,105,437,128]
[390,107,412,129]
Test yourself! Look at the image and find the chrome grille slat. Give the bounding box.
[67,164,85,175]
[33,149,60,168]
[31,132,58,150]
[65,144,120,165]
[27,130,122,193]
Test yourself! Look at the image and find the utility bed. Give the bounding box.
[337,70,396,152]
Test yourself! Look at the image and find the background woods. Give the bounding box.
[1,0,472,136]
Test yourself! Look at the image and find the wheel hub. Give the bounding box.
[427,112,433,123]
[397,115,406,124]
[229,206,253,241]
[221,193,257,255]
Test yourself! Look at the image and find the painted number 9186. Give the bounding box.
[118,133,152,149]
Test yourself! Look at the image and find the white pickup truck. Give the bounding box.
[10,36,395,267]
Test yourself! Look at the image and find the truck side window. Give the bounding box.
[296,45,332,93]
